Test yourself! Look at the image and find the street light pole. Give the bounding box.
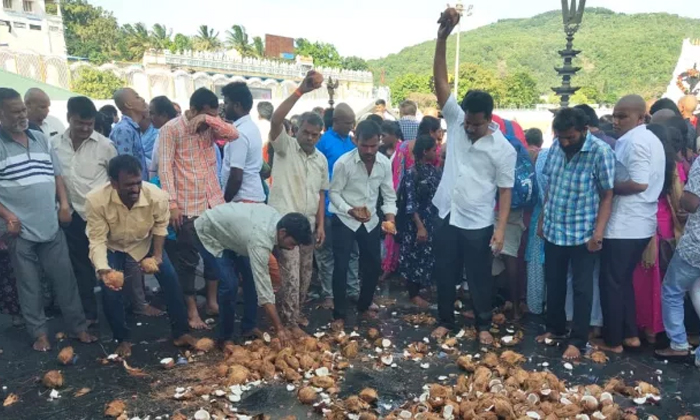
[449,2,472,98]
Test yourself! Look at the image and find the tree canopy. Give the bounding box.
[70,67,124,99]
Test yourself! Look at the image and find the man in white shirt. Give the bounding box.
[430,9,517,345]
[194,203,313,345]
[51,96,117,325]
[329,120,397,330]
[221,83,266,203]
[267,71,329,337]
[595,95,666,354]
[25,88,65,138]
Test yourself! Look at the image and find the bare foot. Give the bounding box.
[591,338,624,354]
[115,342,132,358]
[188,314,210,330]
[297,316,309,328]
[359,311,378,321]
[330,319,344,332]
[655,347,690,358]
[33,335,51,352]
[320,298,334,310]
[135,304,164,317]
[74,331,98,344]
[290,327,307,339]
[462,310,475,319]
[173,334,197,348]
[479,331,494,346]
[536,332,553,344]
[410,296,430,309]
[205,302,219,317]
[624,337,641,348]
[431,326,449,339]
[563,345,581,361]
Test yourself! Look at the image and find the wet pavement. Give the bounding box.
[1,277,700,419]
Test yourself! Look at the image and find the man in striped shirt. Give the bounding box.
[0,88,97,352]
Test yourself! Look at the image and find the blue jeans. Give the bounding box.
[195,243,258,341]
[102,248,189,342]
[662,253,700,351]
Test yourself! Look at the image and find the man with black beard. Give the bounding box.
[535,107,615,360]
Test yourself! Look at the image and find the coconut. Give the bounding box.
[359,388,378,404]
[635,381,659,396]
[298,353,315,370]
[359,413,378,420]
[284,354,300,370]
[444,337,458,347]
[297,386,317,405]
[284,368,302,382]
[104,270,124,289]
[275,358,289,371]
[367,328,380,339]
[214,363,229,377]
[581,395,599,412]
[457,355,476,372]
[500,350,525,365]
[104,400,126,418]
[473,366,493,391]
[483,352,499,368]
[492,395,515,418]
[259,361,276,379]
[381,221,397,235]
[600,405,622,420]
[584,385,603,399]
[604,378,626,393]
[554,404,581,418]
[194,338,215,353]
[139,257,160,274]
[343,341,359,358]
[346,396,369,413]
[42,370,64,388]
[227,365,250,385]
[57,347,75,365]
[310,375,335,389]
[588,351,609,364]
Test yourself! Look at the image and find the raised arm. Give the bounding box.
[205,115,238,141]
[270,70,323,144]
[434,8,460,108]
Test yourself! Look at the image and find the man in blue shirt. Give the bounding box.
[139,115,159,170]
[110,88,149,180]
[315,103,360,309]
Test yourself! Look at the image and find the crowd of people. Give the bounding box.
[1,10,700,366]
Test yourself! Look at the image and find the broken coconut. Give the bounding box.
[103,270,124,289]
[310,375,335,389]
[104,400,126,418]
[367,328,380,339]
[42,370,64,388]
[588,351,609,364]
[227,365,250,385]
[57,346,75,365]
[359,388,378,404]
[139,257,160,274]
[343,341,359,358]
[194,338,215,352]
[298,386,317,405]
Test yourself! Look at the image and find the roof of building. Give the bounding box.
[0,69,75,100]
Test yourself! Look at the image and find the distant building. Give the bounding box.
[0,0,66,56]
[265,34,294,59]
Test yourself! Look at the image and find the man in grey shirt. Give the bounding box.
[0,88,96,351]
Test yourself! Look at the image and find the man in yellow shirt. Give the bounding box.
[85,155,194,356]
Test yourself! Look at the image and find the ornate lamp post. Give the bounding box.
[326,76,340,109]
[552,0,586,108]
[448,2,473,97]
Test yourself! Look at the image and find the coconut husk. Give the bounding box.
[601,404,623,420]
[585,384,603,399]
[588,350,609,364]
[284,368,302,382]
[139,257,160,274]
[337,361,350,370]
[359,413,378,420]
[492,395,515,418]
[345,396,369,413]
[430,384,452,400]
[42,370,64,388]
[483,352,499,368]
[539,402,555,415]
[545,372,566,392]
[104,400,126,417]
[57,347,74,365]
[171,413,187,420]
[283,354,300,370]
[275,358,289,371]
[473,366,493,392]
[457,355,476,372]
[367,328,380,339]
[604,378,627,393]
[459,400,478,418]
[215,363,229,377]
[475,411,499,420]
[104,271,124,289]
[636,381,660,396]
[301,337,318,352]
[494,364,509,377]
[246,359,263,372]
[259,361,276,379]
[455,375,470,395]
[359,388,378,404]
[298,354,315,370]
[343,341,359,358]
[310,375,335,389]
[269,337,282,351]
[500,350,525,365]
[554,404,581,417]
[297,386,317,405]
[510,367,530,385]
[194,338,215,353]
[227,365,250,385]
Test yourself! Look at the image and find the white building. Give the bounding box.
[0,0,66,56]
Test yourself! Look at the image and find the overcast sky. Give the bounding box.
[90,0,700,59]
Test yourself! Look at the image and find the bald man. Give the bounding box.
[25,88,65,137]
[110,88,149,180]
[314,103,361,310]
[594,95,666,354]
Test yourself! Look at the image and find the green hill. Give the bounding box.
[369,8,700,102]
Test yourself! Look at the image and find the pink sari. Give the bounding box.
[381,141,441,274]
[632,163,687,334]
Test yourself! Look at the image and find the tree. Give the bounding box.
[503,71,539,108]
[295,38,342,68]
[193,25,221,51]
[456,63,507,106]
[226,25,252,56]
[406,92,438,110]
[570,85,603,105]
[71,67,125,99]
[252,36,265,58]
[150,24,173,51]
[171,33,193,53]
[341,56,369,71]
[389,73,433,104]
[60,0,121,64]
[119,23,152,62]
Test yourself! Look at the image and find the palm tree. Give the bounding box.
[252,36,265,58]
[121,22,152,60]
[226,25,252,57]
[193,25,221,51]
[150,24,172,51]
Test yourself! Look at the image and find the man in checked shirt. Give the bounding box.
[158,88,239,330]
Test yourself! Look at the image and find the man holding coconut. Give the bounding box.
[85,155,193,356]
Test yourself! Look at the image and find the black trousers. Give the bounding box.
[62,211,97,321]
[433,215,493,331]
[544,241,598,349]
[331,216,380,320]
[599,237,650,347]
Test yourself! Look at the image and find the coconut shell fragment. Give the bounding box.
[42,370,64,388]
[343,341,359,358]
[103,270,124,289]
[310,375,335,389]
[57,346,75,365]
[139,257,160,274]
[367,328,380,339]
[345,396,369,413]
[3,393,19,407]
[298,386,317,405]
[105,400,126,418]
[588,351,609,364]
[359,388,378,404]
